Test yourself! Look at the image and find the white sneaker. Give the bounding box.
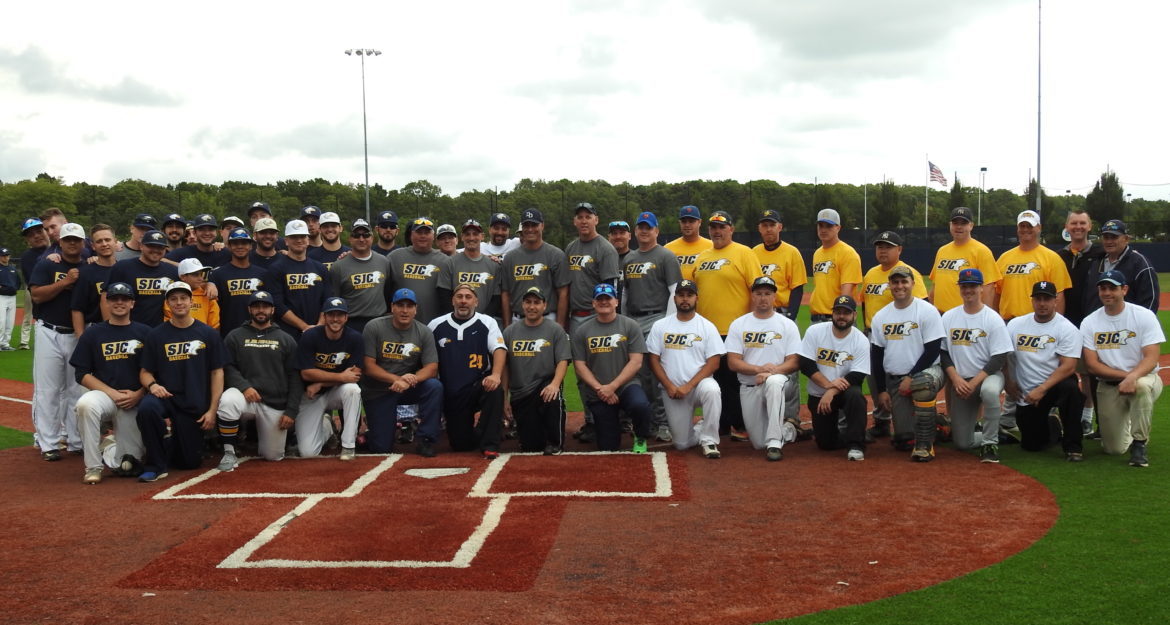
[655,424,673,443]
[339,447,356,461]
[847,448,864,462]
[782,421,797,443]
[701,443,721,459]
[218,450,238,472]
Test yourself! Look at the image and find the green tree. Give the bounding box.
[948,178,967,210]
[871,180,901,230]
[1084,171,1125,225]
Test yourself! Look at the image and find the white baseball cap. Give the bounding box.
[1017,210,1040,226]
[60,223,86,240]
[177,258,208,276]
[285,219,309,237]
[320,211,341,225]
[436,224,457,238]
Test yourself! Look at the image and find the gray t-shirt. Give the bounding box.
[330,252,391,319]
[565,235,620,312]
[114,244,142,262]
[503,319,572,401]
[500,242,571,317]
[360,317,438,399]
[622,244,682,315]
[388,247,454,325]
[571,314,646,402]
[450,252,501,315]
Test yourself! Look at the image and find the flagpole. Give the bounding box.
[924,154,929,229]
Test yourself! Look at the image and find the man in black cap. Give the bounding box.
[109,230,181,327]
[247,202,273,229]
[752,209,806,323]
[798,295,871,461]
[929,206,1001,313]
[300,205,323,248]
[373,210,399,256]
[161,213,188,251]
[1083,219,1158,315]
[166,213,230,268]
[566,202,620,333]
[296,296,365,460]
[450,219,502,321]
[0,246,17,350]
[209,227,273,337]
[499,208,570,330]
[115,213,159,261]
[482,212,520,261]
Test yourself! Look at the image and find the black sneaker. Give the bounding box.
[542,444,562,456]
[397,420,417,444]
[980,444,1000,464]
[1129,440,1149,468]
[866,420,891,439]
[416,439,437,458]
[575,422,596,444]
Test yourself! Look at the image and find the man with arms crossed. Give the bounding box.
[503,286,571,455]
[798,295,870,461]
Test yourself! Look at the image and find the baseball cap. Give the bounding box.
[142,230,168,247]
[1031,281,1057,297]
[636,212,658,228]
[163,213,186,227]
[322,297,349,314]
[228,227,253,242]
[751,276,778,291]
[957,268,984,285]
[105,282,134,299]
[177,258,209,276]
[521,208,543,225]
[134,213,158,229]
[608,220,630,231]
[284,219,310,237]
[0,247,9,256]
[759,209,781,223]
[59,223,86,240]
[165,281,192,296]
[221,215,245,228]
[574,202,597,214]
[20,218,43,233]
[888,265,914,280]
[708,210,733,225]
[522,286,547,301]
[377,210,399,227]
[872,231,903,246]
[409,217,435,233]
[1100,219,1127,236]
[1097,270,1127,286]
[490,213,512,227]
[392,288,417,304]
[462,218,483,232]
[436,224,457,238]
[832,295,857,311]
[254,217,279,233]
[817,208,841,226]
[320,212,341,226]
[248,291,275,306]
[950,207,974,223]
[351,218,372,233]
[1017,210,1041,226]
[593,283,617,299]
[675,279,698,294]
[249,202,272,216]
[678,205,701,220]
[193,213,217,228]
[300,206,321,219]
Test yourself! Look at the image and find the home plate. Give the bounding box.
[405,468,471,479]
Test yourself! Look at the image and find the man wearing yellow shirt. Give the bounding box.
[810,209,862,322]
[752,209,807,322]
[692,210,762,440]
[929,207,1001,312]
[994,210,1072,321]
[665,205,712,278]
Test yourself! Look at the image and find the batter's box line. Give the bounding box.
[469,451,674,498]
[153,454,404,500]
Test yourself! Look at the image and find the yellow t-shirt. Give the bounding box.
[810,241,862,315]
[995,245,1072,320]
[752,242,808,310]
[163,286,221,329]
[858,264,929,329]
[929,239,1001,313]
[692,242,762,334]
[666,236,713,279]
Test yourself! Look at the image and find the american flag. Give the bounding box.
[928,161,948,186]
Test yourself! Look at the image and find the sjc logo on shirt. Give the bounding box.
[1015,334,1057,352]
[402,264,441,279]
[512,263,547,280]
[286,273,323,290]
[1004,262,1040,275]
[949,328,988,346]
[137,276,174,296]
[662,333,702,349]
[587,334,627,353]
[101,339,144,360]
[226,278,262,296]
[741,331,784,348]
[812,260,835,274]
[624,262,657,279]
[881,322,919,340]
[315,351,350,369]
[456,271,492,286]
[380,341,420,359]
[864,283,888,296]
[816,348,854,367]
[1093,330,1137,349]
[350,271,385,289]
[165,340,206,361]
[935,259,969,272]
[568,255,594,270]
[510,338,551,357]
[696,259,730,272]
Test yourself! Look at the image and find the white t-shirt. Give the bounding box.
[870,297,945,376]
[1081,303,1165,372]
[725,312,802,385]
[646,313,726,387]
[940,304,1013,379]
[1006,312,1081,402]
[798,322,872,397]
[481,238,521,259]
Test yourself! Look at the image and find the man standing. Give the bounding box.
[1005,281,1086,459]
[726,276,802,461]
[499,209,570,329]
[248,202,273,229]
[108,231,179,327]
[572,283,652,452]
[1057,209,1104,435]
[482,212,520,261]
[503,286,571,454]
[329,219,391,332]
[71,282,151,484]
[565,202,620,332]
[135,281,226,482]
[361,288,443,456]
[166,213,230,268]
[939,268,1013,463]
[646,279,725,459]
[450,219,501,319]
[994,210,1072,321]
[372,210,400,256]
[870,266,946,462]
[0,248,19,350]
[115,213,158,261]
[752,209,806,322]
[210,228,273,337]
[809,208,862,323]
[1083,220,1159,314]
[18,218,50,349]
[664,205,712,277]
[798,295,871,461]
[215,291,303,471]
[29,222,87,460]
[607,220,632,260]
[389,216,454,324]
[307,212,351,270]
[250,217,282,269]
[1081,270,1164,467]
[295,296,365,460]
[270,219,330,340]
[428,285,506,458]
[930,206,1001,312]
[70,224,118,336]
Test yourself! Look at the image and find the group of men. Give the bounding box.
[17,200,1164,486]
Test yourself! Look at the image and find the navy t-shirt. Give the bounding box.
[165,245,231,268]
[269,256,331,336]
[307,245,351,271]
[70,321,152,389]
[29,258,83,327]
[108,258,180,327]
[295,325,366,374]
[71,262,114,325]
[249,251,281,270]
[209,263,273,337]
[141,320,226,416]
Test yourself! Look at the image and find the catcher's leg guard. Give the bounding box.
[911,371,939,448]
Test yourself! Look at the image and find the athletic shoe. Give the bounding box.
[574,422,596,444]
[998,425,1021,445]
[766,446,783,461]
[41,449,61,462]
[19,344,29,350]
[980,444,1001,464]
[847,448,864,462]
[655,424,673,443]
[632,437,648,454]
[0,345,14,351]
[911,444,935,463]
[542,444,562,456]
[1129,440,1149,468]
[397,420,417,444]
[83,468,103,484]
[782,421,798,443]
[1081,420,1094,436]
[416,439,437,458]
[1066,452,1084,463]
[138,471,168,483]
[701,443,721,459]
[482,449,500,460]
[866,420,891,439]
[217,450,238,472]
[339,447,356,461]
[621,419,634,434]
[1086,429,1102,440]
[891,437,915,452]
[504,421,518,440]
[730,427,750,442]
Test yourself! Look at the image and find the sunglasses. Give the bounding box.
[350,232,372,238]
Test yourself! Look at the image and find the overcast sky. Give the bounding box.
[2,0,1166,201]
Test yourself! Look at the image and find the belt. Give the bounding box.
[41,321,74,334]
[571,310,594,317]
[631,309,663,317]
[1100,379,1120,386]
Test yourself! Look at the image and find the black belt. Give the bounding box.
[1100,379,1121,386]
[631,310,663,317]
[41,321,73,334]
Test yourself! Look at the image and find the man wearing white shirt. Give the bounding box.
[1005,281,1086,460]
[940,268,1013,463]
[646,279,725,459]
[870,265,945,462]
[725,276,802,461]
[1080,270,1164,467]
[798,295,871,461]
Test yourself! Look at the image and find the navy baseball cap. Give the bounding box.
[228,227,253,242]
[21,218,43,233]
[957,268,984,285]
[351,219,372,233]
[522,286,547,301]
[142,230,168,247]
[163,213,186,226]
[248,291,275,306]
[751,276,778,291]
[462,218,483,232]
[521,208,544,225]
[873,231,903,246]
[950,207,974,223]
[134,213,158,229]
[322,297,348,314]
[0,247,8,256]
[675,279,698,294]
[193,213,217,228]
[1032,281,1057,297]
[377,210,399,227]
[1100,220,1127,236]
[593,283,617,299]
[636,212,658,228]
[574,202,597,214]
[301,206,322,219]
[832,295,857,311]
[708,210,733,225]
[608,220,630,231]
[1097,270,1127,286]
[392,288,418,304]
[490,213,512,226]
[678,205,701,220]
[105,282,134,299]
[759,209,781,223]
[249,202,272,215]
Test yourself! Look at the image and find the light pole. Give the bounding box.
[978,166,987,225]
[345,48,381,224]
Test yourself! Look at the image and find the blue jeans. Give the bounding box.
[587,384,651,451]
[363,378,443,453]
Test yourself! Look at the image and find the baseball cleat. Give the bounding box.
[701,443,721,459]
[138,471,168,483]
[1066,452,1084,463]
[416,439,437,458]
[632,437,648,454]
[766,446,783,462]
[911,444,935,463]
[866,421,892,439]
[730,427,750,442]
[217,450,238,472]
[980,444,1000,464]
[83,468,103,484]
[482,449,500,460]
[574,423,596,443]
[339,447,356,461]
[41,450,61,462]
[655,424,673,443]
[847,448,864,462]
[1129,440,1149,468]
[542,444,562,456]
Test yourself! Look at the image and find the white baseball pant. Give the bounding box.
[0,294,15,346]
[217,388,289,461]
[945,372,1004,450]
[739,373,795,450]
[661,377,721,450]
[296,383,361,456]
[32,323,82,452]
[76,389,145,471]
